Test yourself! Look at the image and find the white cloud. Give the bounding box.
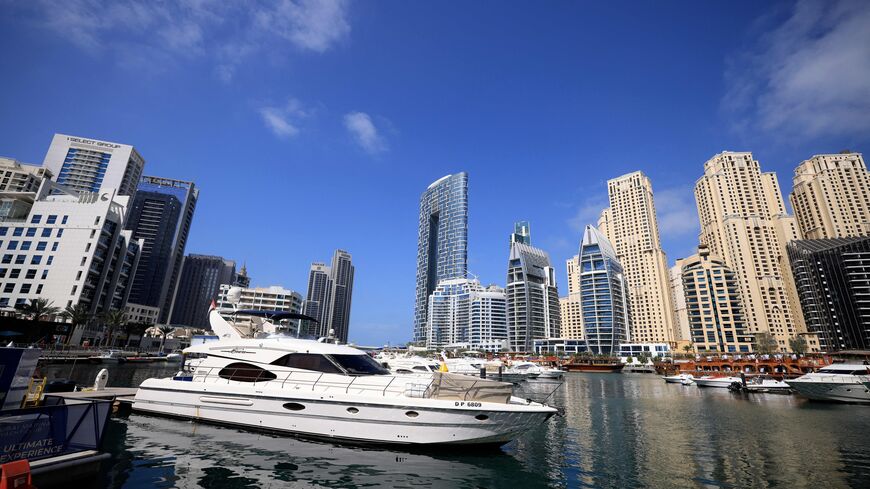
[654,187,699,237]
[258,98,309,138]
[566,195,608,233]
[344,112,387,154]
[723,0,870,138]
[17,0,351,80]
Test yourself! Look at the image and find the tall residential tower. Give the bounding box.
[506,223,560,352]
[42,134,144,196]
[578,225,630,354]
[414,173,468,344]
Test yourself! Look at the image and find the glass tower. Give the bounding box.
[579,225,631,354]
[414,173,468,343]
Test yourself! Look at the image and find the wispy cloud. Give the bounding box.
[259,98,309,138]
[722,0,870,138]
[654,187,699,237]
[566,194,608,233]
[343,112,387,154]
[16,0,351,80]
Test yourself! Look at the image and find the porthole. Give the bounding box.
[846,389,851,392]
[405,411,419,418]
[475,414,489,421]
[283,402,305,411]
[347,407,359,414]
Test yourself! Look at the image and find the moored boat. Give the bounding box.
[562,361,624,373]
[693,375,744,388]
[662,373,693,384]
[88,349,126,364]
[785,364,870,403]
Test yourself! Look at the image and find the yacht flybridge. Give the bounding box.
[132,301,557,446]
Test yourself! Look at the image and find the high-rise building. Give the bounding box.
[566,254,580,295]
[233,264,251,288]
[506,224,560,352]
[300,250,355,342]
[326,250,354,343]
[559,295,584,340]
[510,221,531,245]
[42,134,144,196]
[601,171,675,344]
[787,237,870,352]
[695,151,804,351]
[302,262,332,338]
[669,259,690,342]
[414,173,468,344]
[0,180,142,344]
[0,158,52,192]
[681,245,753,353]
[578,225,630,354]
[170,255,235,328]
[125,177,198,323]
[790,152,870,240]
[425,278,507,352]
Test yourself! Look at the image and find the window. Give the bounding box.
[9,269,19,279]
[270,354,343,374]
[0,269,5,278]
[20,242,30,251]
[31,256,42,265]
[51,243,58,251]
[47,256,53,265]
[46,215,57,224]
[20,284,31,294]
[35,284,42,294]
[30,215,41,224]
[14,255,24,265]
[36,242,46,251]
[41,270,48,280]
[25,228,35,237]
[25,270,35,279]
[56,229,63,238]
[13,228,22,237]
[61,216,68,224]
[41,229,50,238]
[3,284,12,293]
[0,298,7,307]
[0,227,7,236]
[217,362,277,383]
[330,354,390,375]
[7,241,17,250]
[1,255,10,264]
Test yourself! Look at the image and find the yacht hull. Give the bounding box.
[693,377,743,388]
[132,380,555,446]
[785,380,870,404]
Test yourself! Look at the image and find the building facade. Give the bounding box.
[414,173,468,344]
[0,180,142,344]
[42,134,144,196]
[124,303,160,326]
[216,284,304,336]
[578,225,630,354]
[787,237,870,352]
[790,152,870,240]
[681,245,753,353]
[0,158,52,192]
[301,262,332,338]
[559,294,584,340]
[601,171,675,344]
[506,225,560,352]
[695,151,804,351]
[426,278,507,352]
[327,249,354,343]
[169,254,235,328]
[669,260,691,342]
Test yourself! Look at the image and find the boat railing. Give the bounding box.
[187,365,437,399]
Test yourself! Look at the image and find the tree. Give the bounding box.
[158,325,174,353]
[636,352,652,365]
[22,298,60,322]
[682,343,694,357]
[125,322,149,348]
[61,303,93,345]
[753,332,779,354]
[789,335,808,355]
[101,309,127,348]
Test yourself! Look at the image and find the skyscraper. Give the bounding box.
[695,151,804,351]
[669,260,691,343]
[506,223,560,352]
[560,254,583,339]
[425,278,507,352]
[601,171,675,344]
[125,176,198,324]
[414,173,468,344]
[42,134,144,196]
[681,245,752,353]
[578,225,630,354]
[510,221,531,245]
[302,262,332,337]
[787,237,870,352]
[790,152,870,240]
[327,249,354,343]
[170,254,235,328]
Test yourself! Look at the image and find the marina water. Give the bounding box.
[43,364,870,488]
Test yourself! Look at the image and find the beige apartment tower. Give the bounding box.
[669,259,691,342]
[695,151,804,351]
[790,152,870,240]
[600,171,676,344]
[560,254,584,339]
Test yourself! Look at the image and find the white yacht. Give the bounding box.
[132,304,557,446]
[693,375,744,388]
[786,364,870,403]
[662,373,694,384]
[743,375,792,393]
[376,354,441,376]
[511,361,563,380]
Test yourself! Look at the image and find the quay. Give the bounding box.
[656,355,829,377]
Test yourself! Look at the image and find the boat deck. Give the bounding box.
[46,387,138,403]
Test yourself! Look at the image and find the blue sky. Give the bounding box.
[1,1,868,345]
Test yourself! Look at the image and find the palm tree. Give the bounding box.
[61,303,93,345]
[101,309,127,348]
[23,298,60,322]
[158,325,174,353]
[682,343,694,357]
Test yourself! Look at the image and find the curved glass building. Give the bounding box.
[579,225,631,354]
[414,173,468,343]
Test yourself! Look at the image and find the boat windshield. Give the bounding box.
[330,354,390,376]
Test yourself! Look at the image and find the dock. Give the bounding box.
[46,387,138,404]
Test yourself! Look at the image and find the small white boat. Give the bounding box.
[693,375,744,388]
[511,361,563,380]
[663,373,693,384]
[165,352,183,363]
[743,375,792,393]
[786,364,870,403]
[88,349,126,364]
